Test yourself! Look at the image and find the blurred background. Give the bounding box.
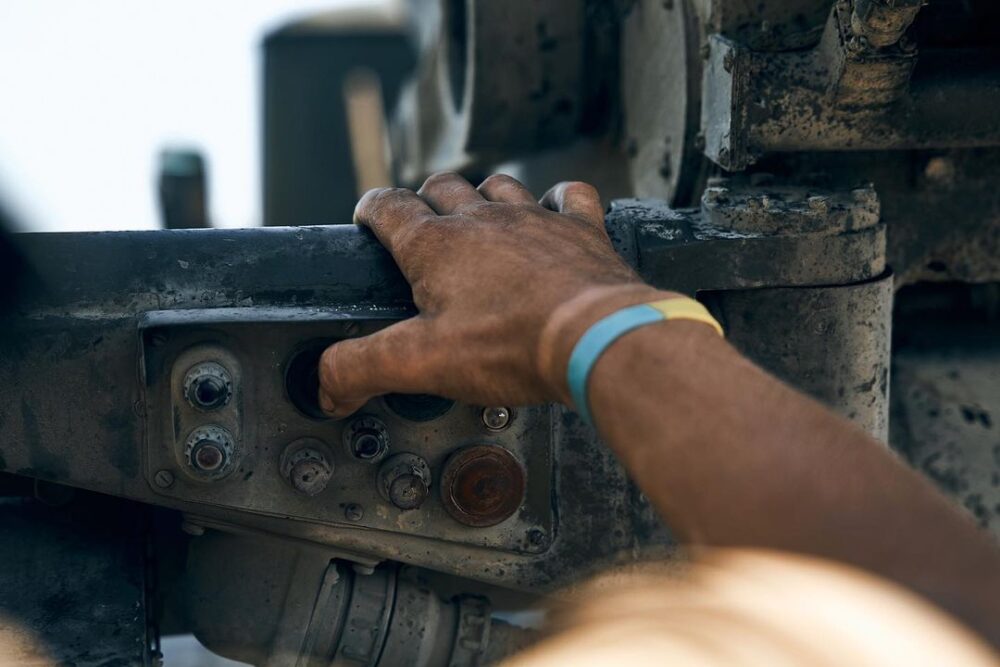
[0,0,380,233]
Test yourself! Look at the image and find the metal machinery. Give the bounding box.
[0,0,997,664]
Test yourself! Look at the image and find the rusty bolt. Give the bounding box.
[378,454,431,510]
[281,440,334,496]
[154,469,174,489]
[344,503,364,521]
[482,406,512,431]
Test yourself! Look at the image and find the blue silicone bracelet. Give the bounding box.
[566,304,664,424]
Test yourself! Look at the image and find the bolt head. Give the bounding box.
[344,503,364,521]
[154,469,174,489]
[482,406,512,431]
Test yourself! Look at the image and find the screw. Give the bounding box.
[154,469,174,488]
[527,528,546,548]
[482,406,512,431]
[345,503,364,521]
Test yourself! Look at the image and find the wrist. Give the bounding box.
[537,284,682,404]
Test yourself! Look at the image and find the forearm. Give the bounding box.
[542,286,1000,644]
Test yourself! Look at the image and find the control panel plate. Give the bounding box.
[140,308,554,555]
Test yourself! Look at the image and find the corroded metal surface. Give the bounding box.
[0,200,887,593]
[890,284,1000,538]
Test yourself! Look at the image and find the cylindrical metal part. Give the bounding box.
[184,533,534,666]
[441,445,527,527]
[280,438,334,496]
[183,425,237,480]
[706,273,894,440]
[157,149,210,229]
[378,453,432,510]
[183,361,233,411]
[343,415,391,463]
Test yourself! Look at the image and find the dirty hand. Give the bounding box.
[318,172,676,418]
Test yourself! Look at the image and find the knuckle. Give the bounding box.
[369,187,409,209]
[422,171,463,190]
[478,173,516,190]
[357,187,409,221]
[562,181,599,199]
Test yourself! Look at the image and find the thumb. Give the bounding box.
[318,316,439,418]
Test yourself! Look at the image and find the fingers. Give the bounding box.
[318,317,440,418]
[477,173,537,206]
[417,171,484,214]
[354,187,436,257]
[540,181,605,229]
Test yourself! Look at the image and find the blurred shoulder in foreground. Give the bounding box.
[503,549,999,667]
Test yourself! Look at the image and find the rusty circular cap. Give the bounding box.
[440,445,526,527]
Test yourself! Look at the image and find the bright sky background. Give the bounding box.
[0,1,364,232]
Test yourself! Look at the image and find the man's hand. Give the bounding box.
[318,172,1000,646]
[318,172,668,417]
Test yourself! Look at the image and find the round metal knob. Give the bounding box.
[440,445,525,527]
[183,362,233,411]
[377,453,431,510]
[343,416,390,463]
[280,439,334,497]
[184,425,237,480]
[481,406,512,430]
